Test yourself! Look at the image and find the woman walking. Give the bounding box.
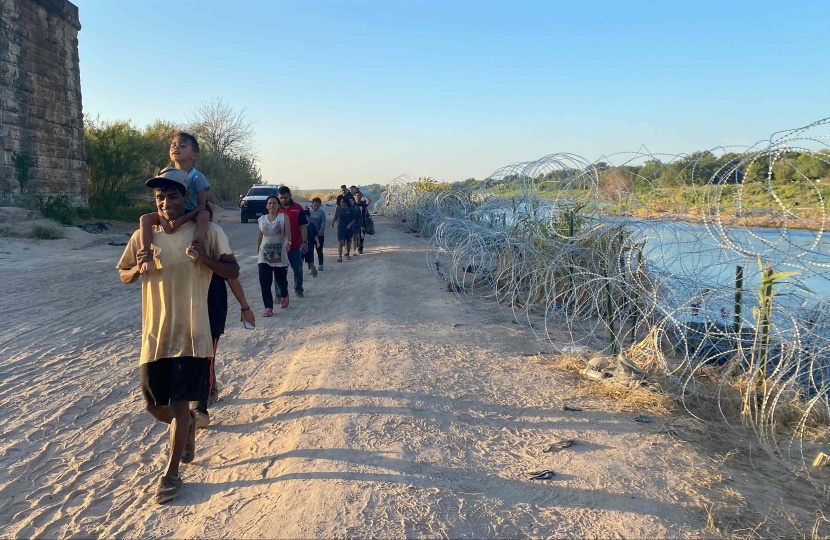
[257,196,292,315]
[332,195,358,262]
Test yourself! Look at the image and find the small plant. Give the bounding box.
[12,152,32,192]
[29,225,63,240]
[38,192,75,224]
[743,258,799,423]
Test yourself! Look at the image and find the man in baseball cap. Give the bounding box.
[117,166,240,504]
[146,166,188,194]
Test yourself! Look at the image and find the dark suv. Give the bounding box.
[240,184,280,223]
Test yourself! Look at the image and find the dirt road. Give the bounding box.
[0,207,823,538]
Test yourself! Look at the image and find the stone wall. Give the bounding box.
[0,0,86,206]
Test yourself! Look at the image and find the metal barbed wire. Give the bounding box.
[378,118,830,488]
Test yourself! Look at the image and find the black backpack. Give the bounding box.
[364,213,375,235]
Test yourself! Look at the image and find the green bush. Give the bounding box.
[75,202,156,223]
[29,225,63,239]
[38,192,75,224]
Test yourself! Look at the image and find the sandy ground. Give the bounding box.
[0,205,827,539]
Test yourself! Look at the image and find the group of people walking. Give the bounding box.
[255,184,371,314]
[117,130,376,504]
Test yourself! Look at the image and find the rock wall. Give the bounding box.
[0,0,86,205]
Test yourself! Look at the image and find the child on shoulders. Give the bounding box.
[138,132,211,273]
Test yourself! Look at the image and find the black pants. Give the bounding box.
[315,235,325,265]
[258,263,288,309]
[357,230,364,252]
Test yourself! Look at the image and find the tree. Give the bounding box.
[188,98,256,159]
[85,118,153,207]
[143,120,180,173]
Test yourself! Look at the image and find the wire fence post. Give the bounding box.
[734,265,743,336]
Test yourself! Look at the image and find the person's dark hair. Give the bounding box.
[340,185,347,190]
[278,186,291,195]
[311,197,322,204]
[174,131,200,153]
[266,195,280,204]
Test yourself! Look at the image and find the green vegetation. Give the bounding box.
[38,192,77,225]
[459,149,830,225]
[414,176,451,193]
[29,225,63,239]
[83,99,262,211]
[12,152,31,192]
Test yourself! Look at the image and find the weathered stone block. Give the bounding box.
[0,0,85,203]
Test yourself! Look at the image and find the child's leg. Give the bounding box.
[193,209,210,245]
[316,236,324,266]
[338,240,344,261]
[138,213,161,273]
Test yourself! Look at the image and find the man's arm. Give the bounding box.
[116,233,146,284]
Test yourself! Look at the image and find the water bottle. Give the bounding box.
[562,345,589,355]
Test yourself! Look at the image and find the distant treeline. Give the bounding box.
[449,150,830,192]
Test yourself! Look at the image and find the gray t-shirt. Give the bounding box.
[307,207,327,236]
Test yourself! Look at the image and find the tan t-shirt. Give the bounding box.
[116,221,232,365]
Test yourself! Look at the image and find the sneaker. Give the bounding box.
[308,268,314,275]
[192,409,211,429]
[311,266,318,277]
[264,308,273,317]
[318,264,324,271]
[280,296,289,309]
[358,249,363,254]
[345,254,351,260]
[296,291,304,298]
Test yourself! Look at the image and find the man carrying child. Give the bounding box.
[117,167,239,504]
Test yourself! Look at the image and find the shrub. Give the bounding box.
[76,202,156,223]
[29,225,63,239]
[38,192,75,224]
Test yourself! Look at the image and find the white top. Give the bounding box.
[258,213,289,267]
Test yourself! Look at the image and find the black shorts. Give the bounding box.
[338,228,353,242]
[140,356,211,406]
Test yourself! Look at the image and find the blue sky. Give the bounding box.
[73,0,830,189]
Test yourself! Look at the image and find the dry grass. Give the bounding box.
[307,191,339,202]
[544,352,675,415]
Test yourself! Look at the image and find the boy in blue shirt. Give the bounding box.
[138,132,211,273]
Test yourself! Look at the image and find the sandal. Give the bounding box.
[543,439,576,453]
[181,410,196,463]
[526,469,556,481]
[155,474,183,504]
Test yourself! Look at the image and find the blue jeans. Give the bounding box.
[287,248,304,294]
